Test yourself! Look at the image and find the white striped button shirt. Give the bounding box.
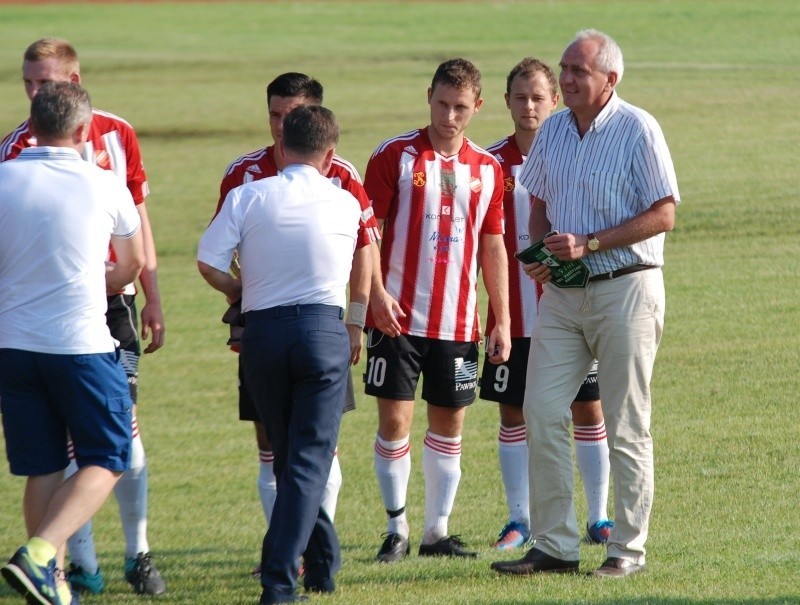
[519,92,680,275]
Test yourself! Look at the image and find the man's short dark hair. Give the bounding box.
[30,81,92,140]
[266,72,324,105]
[282,105,338,157]
[431,58,482,100]
[506,57,557,97]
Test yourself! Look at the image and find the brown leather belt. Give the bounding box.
[588,264,655,282]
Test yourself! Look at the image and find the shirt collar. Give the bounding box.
[568,90,620,135]
[589,90,620,133]
[19,146,83,160]
[282,162,320,176]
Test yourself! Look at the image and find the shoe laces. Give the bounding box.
[133,553,154,578]
[55,567,67,583]
[497,521,527,540]
[379,532,405,544]
[443,535,467,547]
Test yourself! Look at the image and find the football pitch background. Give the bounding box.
[0,1,798,603]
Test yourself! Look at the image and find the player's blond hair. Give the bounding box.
[23,38,80,76]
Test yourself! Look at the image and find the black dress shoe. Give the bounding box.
[490,547,579,575]
[376,532,410,563]
[591,557,645,578]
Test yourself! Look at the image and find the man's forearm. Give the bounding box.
[197,260,241,302]
[587,197,676,253]
[528,196,551,243]
[349,244,373,306]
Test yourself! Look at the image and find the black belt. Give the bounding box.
[588,264,655,282]
[245,304,344,320]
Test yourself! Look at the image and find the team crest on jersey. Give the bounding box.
[454,357,478,392]
[469,177,482,193]
[504,176,515,192]
[94,150,111,170]
[413,171,426,187]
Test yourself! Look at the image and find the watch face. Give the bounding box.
[589,238,600,251]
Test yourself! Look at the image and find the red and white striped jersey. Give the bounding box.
[217,145,380,249]
[1,109,149,204]
[364,128,504,342]
[485,135,542,338]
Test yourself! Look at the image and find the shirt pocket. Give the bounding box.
[584,171,626,215]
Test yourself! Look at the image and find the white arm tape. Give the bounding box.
[345,302,368,328]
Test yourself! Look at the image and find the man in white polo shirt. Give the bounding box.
[491,29,680,579]
[0,81,145,605]
[198,105,370,604]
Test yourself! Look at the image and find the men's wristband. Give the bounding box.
[345,302,368,329]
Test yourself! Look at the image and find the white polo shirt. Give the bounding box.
[198,163,361,312]
[0,147,141,354]
[519,92,680,275]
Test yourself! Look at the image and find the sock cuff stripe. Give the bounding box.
[374,440,411,459]
[498,425,526,443]
[259,450,274,463]
[423,433,462,456]
[573,425,608,443]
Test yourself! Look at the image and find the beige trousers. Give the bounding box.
[523,268,665,563]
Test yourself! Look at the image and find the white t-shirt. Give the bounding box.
[198,163,360,311]
[0,147,141,354]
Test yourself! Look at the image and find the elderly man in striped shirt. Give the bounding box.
[491,29,680,579]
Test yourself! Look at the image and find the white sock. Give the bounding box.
[64,458,100,573]
[257,450,277,527]
[498,424,529,527]
[374,434,410,538]
[114,421,149,558]
[421,431,461,544]
[574,421,611,525]
[320,449,342,522]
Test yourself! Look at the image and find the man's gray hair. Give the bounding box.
[574,29,624,84]
[30,81,92,140]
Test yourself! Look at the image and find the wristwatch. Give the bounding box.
[587,233,600,252]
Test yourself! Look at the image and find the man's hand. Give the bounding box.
[523,261,552,285]
[542,231,589,260]
[486,324,511,365]
[347,324,363,365]
[140,300,165,354]
[369,288,405,337]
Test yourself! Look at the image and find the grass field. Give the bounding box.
[1,1,799,604]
